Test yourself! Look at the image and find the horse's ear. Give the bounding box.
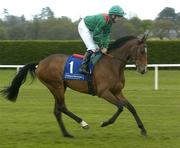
[141,31,149,42]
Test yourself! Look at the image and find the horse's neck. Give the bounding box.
[110,47,129,66]
[109,41,136,75]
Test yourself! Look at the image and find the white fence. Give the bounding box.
[0,64,180,90]
[126,64,180,90]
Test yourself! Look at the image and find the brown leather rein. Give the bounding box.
[103,52,127,63]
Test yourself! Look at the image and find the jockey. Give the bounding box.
[78,5,126,74]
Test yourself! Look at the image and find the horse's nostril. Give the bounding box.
[142,67,148,74]
[141,70,145,74]
[137,65,147,74]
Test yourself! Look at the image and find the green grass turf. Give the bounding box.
[0,69,180,148]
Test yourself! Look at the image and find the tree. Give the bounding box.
[157,7,176,20]
[25,19,40,39]
[175,13,180,27]
[140,20,153,32]
[2,9,9,18]
[39,7,54,20]
[111,18,137,39]
[0,27,8,39]
[152,20,175,39]
[129,17,143,34]
[0,6,179,40]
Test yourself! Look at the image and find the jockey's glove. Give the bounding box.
[101,48,108,54]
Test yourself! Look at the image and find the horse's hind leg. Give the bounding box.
[47,84,73,137]
[48,83,89,137]
[54,100,73,137]
[60,104,89,130]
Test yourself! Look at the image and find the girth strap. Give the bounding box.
[86,74,96,96]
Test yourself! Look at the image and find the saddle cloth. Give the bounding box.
[63,52,102,81]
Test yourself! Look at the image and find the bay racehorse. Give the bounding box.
[1,34,148,138]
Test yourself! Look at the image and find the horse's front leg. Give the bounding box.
[116,93,147,136]
[101,107,123,127]
[98,90,123,127]
[125,100,147,136]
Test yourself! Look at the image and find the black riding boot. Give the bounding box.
[79,50,93,74]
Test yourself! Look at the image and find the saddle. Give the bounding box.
[63,51,103,95]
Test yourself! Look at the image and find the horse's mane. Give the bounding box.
[108,36,137,51]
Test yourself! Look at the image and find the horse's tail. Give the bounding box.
[1,63,38,102]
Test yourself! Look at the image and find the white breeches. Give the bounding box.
[78,19,99,52]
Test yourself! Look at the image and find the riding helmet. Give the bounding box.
[109,5,126,17]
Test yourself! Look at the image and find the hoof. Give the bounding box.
[101,121,109,127]
[80,120,89,129]
[64,134,74,138]
[82,124,90,129]
[141,129,147,137]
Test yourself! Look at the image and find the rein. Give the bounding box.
[103,52,127,63]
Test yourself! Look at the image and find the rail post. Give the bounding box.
[154,66,158,90]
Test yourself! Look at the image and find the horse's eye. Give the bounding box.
[140,48,145,54]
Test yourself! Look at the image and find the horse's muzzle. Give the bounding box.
[136,65,147,74]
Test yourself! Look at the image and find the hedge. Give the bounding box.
[0,40,86,64]
[0,40,179,64]
[147,40,180,64]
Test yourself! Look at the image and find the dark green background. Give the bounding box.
[0,40,179,64]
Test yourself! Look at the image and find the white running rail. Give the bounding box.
[0,64,180,90]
